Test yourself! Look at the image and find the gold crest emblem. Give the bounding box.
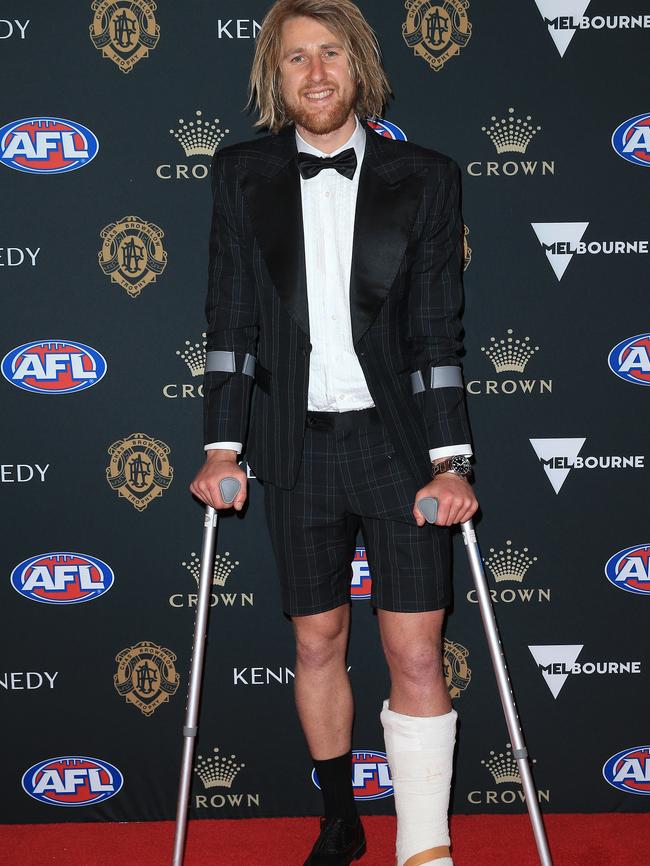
[114,640,179,715]
[98,216,167,298]
[106,433,173,510]
[463,224,472,271]
[403,0,472,71]
[90,0,160,74]
[444,638,472,698]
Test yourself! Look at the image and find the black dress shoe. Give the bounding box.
[302,816,366,865]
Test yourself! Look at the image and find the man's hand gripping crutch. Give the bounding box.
[171,453,248,866]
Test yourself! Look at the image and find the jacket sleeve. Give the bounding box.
[407,159,473,455]
[203,151,259,448]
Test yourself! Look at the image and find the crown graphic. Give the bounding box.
[170,110,230,157]
[481,744,522,785]
[182,551,240,587]
[482,108,541,154]
[481,329,539,373]
[483,540,538,584]
[194,747,245,789]
[176,333,207,377]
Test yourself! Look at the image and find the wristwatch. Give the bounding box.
[432,455,472,479]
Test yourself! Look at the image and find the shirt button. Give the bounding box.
[325,191,330,198]
[331,314,337,320]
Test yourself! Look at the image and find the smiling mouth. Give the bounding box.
[303,89,336,102]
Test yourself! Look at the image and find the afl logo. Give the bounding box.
[350,547,372,600]
[0,117,99,174]
[608,334,650,386]
[368,118,407,141]
[604,545,650,596]
[22,756,123,806]
[612,113,650,167]
[2,340,107,394]
[603,746,650,795]
[11,552,114,605]
[311,750,393,801]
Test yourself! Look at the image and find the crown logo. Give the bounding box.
[182,551,240,587]
[170,111,230,157]
[194,747,245,789]
[483,540,538,584]
[482,108,541,154]
[176,334,207,377]
[481,329,539,373]
[481,744,527,785]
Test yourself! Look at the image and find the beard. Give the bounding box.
[283,84,357,136]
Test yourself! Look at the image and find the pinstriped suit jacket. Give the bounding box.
[203,120,473,490]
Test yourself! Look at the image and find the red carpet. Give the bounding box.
[1,814,645,866]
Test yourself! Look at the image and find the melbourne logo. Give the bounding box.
[90,0,160,73]
[468,539,551,605]
[98,216,167,298]
[612,113,650,168]
[603,746,650,796]
[11,552,114,605]
[0,118,98,175]
[22,756,123,806]
[529,645,642,699]
[468,743,548,806]
[114,640,179,716]
[106,433,173,510]
[534,1,650,57]
[530,438,645,494]
[467,107,555,178]
[351,547,372,599]
[156,110,230,181]
[443,639,471,698]
[605,544,650,596]
[608,334,650,386]
[170,550,254,609]
[467,329,551,397]
[163,334,206,399]
[531,222,648,282]
[2,340,107,395]
[193,746,260,809]
[403,0,471,71]
[313,751,393,801]
[367,118,407,141]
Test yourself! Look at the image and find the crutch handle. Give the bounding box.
[218,476,241,505]
[416,495,439,524]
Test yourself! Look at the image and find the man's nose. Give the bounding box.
[308,56,326,81]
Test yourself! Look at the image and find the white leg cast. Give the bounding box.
[381,700,457,866]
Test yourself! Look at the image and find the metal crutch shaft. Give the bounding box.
[172,477,241,866]
[417,497,554,866]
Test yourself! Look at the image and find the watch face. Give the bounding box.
[451,456,471,476]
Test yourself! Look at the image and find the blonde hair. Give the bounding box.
[249,0,391,132]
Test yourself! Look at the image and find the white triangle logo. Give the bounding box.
[529,437,586,493]
[529,645,584,698]
[533,0,592,57]
[531,222,589,281]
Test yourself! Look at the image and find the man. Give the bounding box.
[190,2,478,864]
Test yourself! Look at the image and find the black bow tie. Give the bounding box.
[296,148,358,180]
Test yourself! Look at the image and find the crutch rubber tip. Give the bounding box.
[219,476,241,504]
[417,496,439,524]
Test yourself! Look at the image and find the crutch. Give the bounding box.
[417,496,554,866]
[172,477,242,866]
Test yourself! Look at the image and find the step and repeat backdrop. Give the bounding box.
[2,0,648,825]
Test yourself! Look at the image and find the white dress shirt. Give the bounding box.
[206,118,471,462]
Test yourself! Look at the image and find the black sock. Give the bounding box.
[313,751,358,821]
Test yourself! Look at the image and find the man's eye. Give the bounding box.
[290,55,304,63]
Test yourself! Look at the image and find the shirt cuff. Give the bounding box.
[204,441,242,454]
[429,444,473,461]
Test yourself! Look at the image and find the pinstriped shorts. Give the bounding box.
[262,407,451,616]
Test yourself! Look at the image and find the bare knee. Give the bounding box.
[385,640,445,687]
[294,607,349,672]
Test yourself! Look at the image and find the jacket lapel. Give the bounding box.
[350,124,428,343]
[240,130,310,337]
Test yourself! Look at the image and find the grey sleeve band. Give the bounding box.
[410,365,463,394]
[206,351,256,378]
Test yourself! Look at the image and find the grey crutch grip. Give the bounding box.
[219,476,241,504]
[417,496,439,524]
